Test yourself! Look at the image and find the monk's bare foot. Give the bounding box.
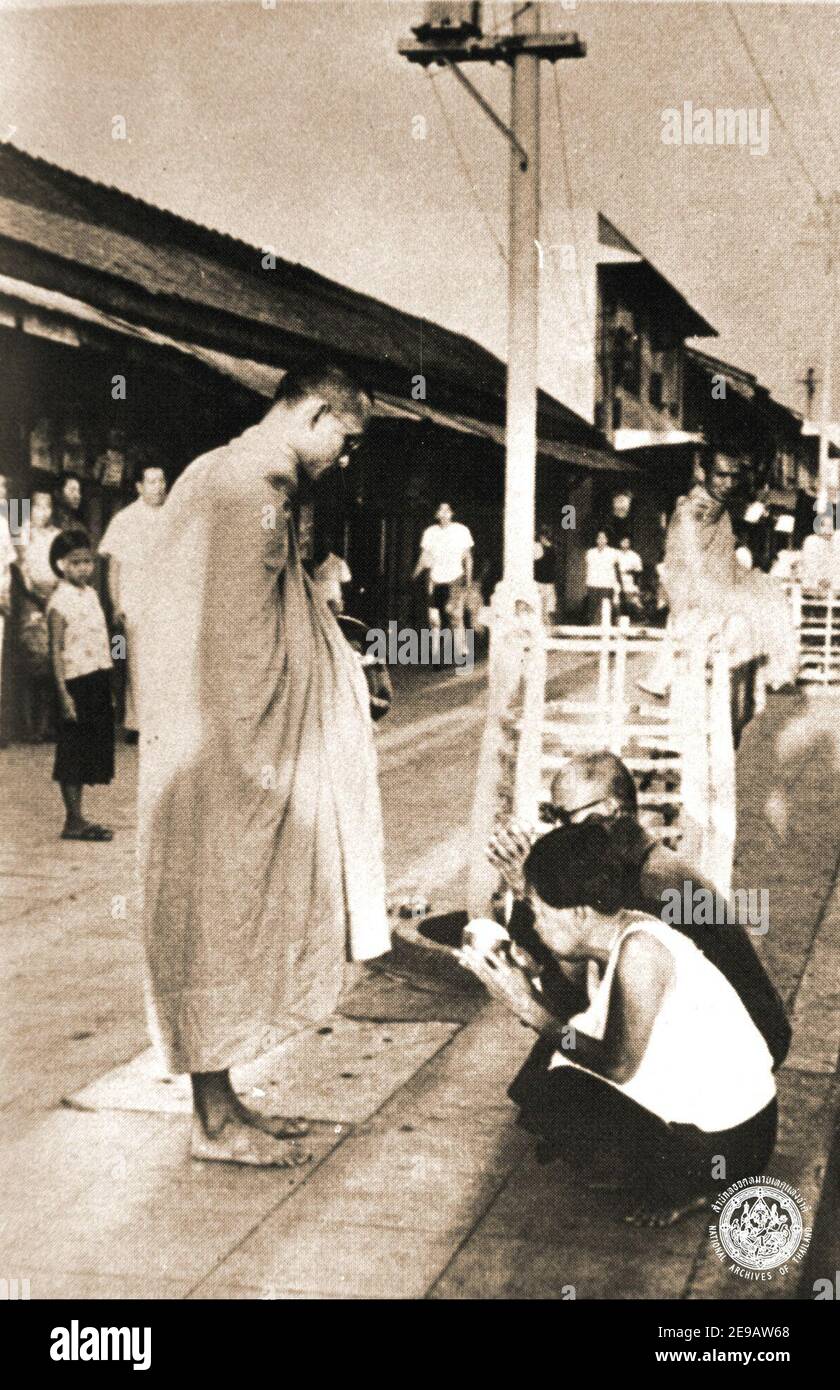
[190,1116,311,1168]
[232,1098,311,1140]
[623,1193,710,1229]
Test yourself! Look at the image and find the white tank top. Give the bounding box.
[549,912,776,1132]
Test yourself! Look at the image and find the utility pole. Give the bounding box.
[817,196,839,502]
[400,4,584,597]
[797,365,818,414]
[400,5,585,912]
[503,0,540,591]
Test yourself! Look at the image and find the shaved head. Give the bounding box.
[550,751,637,818]
[272,360,372,429]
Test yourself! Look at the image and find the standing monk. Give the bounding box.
[137,362,391,1167]
[641,452,797,703]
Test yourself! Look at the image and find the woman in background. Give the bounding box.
[16,490,60,741]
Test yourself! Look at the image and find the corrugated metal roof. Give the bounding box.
[0,142,615,461]
[0,271,635,473]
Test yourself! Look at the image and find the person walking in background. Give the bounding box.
[533,526,556,626]
[16,490,60,741]
[584,529,620,624]
[413,501,474,663]
[98,461,168,742]
[800,524,832,589]
[616,535,643,621]
[46,528,115,842]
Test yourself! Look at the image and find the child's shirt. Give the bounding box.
[47,580,112,680]
[312,552,351,610]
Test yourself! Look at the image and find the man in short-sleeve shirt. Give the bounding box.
[413,502,473,661]
[584,529,620,624]
[98,463,167,736]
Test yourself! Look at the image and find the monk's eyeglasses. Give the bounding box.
[538,798,607,827]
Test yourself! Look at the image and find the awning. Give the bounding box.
[684,347,756,402]
[802,419,840,447]
[613,427,703,452]
[0,271,631,474]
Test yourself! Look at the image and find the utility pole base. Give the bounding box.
[467,579,546,917]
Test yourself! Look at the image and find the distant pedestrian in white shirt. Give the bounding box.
[98,463,167,738]
[616,536,643,619]
[584,530,620,624]
[413,502,474,662]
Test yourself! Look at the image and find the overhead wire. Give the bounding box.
[694,1,801,203]
[425,67,507,264]
[724,1,826,206]
[778,1,840,171]
[548,61,590,342]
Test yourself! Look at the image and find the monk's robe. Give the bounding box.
[136,421,390,1075]
[661,485,796,690]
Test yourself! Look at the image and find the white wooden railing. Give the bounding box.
[779,580,840,684]
[467,599,739,915]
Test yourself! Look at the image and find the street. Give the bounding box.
[1,658,839,1299]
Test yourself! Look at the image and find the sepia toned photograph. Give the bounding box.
[0,0,838,1353]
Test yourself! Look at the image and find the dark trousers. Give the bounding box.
[509,1037,777,1202]
[585,587,615,625]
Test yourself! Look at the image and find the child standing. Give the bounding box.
[47,528,115,841]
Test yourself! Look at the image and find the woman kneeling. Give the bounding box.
[470,820,778,1227]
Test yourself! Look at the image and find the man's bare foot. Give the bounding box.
[623,1193,710,1229]
[231,1097,310,1140]
[190,1116,311,1168]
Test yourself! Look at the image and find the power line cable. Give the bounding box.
[425,68,507,263]
[779,1,840,170]
[694,0,801,202]
[548,61,590,340]
[724,1,825,206]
